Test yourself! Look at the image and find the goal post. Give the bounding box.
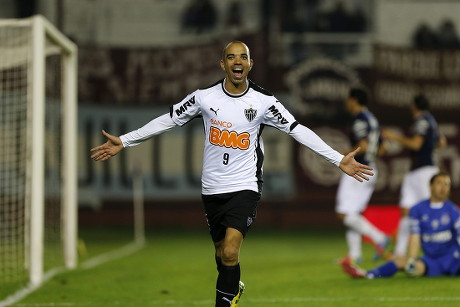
[29,15,78,286]
[0,15,77,288]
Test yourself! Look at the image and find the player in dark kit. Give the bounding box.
[336,88,389,264]
[90,41,374,307]
[342,172,460,279]
[382,94,446,261]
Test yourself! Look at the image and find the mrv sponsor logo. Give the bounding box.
[268,104,289,125]
[175,96,196,116]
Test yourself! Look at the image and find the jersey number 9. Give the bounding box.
[223,153,229,165]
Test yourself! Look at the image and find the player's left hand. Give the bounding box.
[339,147,374,182]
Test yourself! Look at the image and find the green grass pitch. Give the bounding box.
[2,227,459,306]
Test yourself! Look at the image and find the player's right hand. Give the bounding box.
[90,130,124,161]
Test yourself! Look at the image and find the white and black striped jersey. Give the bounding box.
[121,78,343,195]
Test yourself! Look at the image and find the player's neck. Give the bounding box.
[351,105,365,115]
[412,109,423,118]
[223,78,248,95]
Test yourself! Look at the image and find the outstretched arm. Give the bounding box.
[90,113,178,162]
[90,130,123,161]
[339,147,374,182]
[381,128,423,151]
[289,125,373,182]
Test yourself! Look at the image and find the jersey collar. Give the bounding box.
[429,201,444,209]
[221,78,250,98]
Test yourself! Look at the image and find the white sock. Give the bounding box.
[346,229,362,260]
[394,216,410,257]
[343,214,386,245]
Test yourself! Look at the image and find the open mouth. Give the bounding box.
[232,68,244,79]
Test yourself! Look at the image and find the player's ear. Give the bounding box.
[220,59,225,71]
[249,59,254,71]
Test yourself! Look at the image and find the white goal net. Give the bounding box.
[0,15,77,292]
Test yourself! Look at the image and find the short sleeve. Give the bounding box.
[413,118,429,136]
[352,119,368,140]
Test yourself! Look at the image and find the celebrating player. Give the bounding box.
[336,88,390,264]
[90,41,373,307]
[382,94,446,261]
[341,172,460,279]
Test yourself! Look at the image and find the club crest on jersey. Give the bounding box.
[244,108,257,122]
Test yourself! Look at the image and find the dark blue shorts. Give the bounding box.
[421,249,460,276]
[202,190,260,242]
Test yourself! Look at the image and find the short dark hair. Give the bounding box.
[349,87,368,106]
[222,41,249,60]
[414,94,430,110]
[429,172,450,184]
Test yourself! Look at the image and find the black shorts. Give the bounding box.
[202,190,261,242]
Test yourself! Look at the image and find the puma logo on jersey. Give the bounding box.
[268,104,289,125]
[175,96,196,116]
[209,126,250,150]
[210,108,219,116]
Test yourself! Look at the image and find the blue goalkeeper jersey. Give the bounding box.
[409,199,460,258]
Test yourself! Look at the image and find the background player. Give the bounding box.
[341,172,460,279]
[382,94,446,261]
[336,87,389,264]
[90,41,373,307]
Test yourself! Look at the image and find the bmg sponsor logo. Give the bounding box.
[209,126,250,150]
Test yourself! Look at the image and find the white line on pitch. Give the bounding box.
[80,241,144,270]
[0,242,145,307]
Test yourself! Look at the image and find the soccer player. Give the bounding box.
[382,94,446,261]
[90,41,373,307]
[341,172,460,279]
[336,88,389,264]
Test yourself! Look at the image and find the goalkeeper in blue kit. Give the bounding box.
[342,172,460,278]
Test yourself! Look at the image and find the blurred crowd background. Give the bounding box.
[2,0,459,229]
